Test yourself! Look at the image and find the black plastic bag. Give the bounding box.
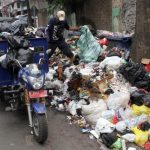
[139,121,150,131]
[16,48,34,67]
[130,90,145,106]
[143,94,150,107]
[8,20,27,35]
[6,35,30,49]
[119,61,150,90]
[0,22,11,32]
[1,48,16,69]
[100,131,118,148]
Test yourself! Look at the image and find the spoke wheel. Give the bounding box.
[33,114,48,144]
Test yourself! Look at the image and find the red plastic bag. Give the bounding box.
[112,114,119,124]
[144,141,150,150]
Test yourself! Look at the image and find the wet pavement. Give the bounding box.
[0,105,100,150]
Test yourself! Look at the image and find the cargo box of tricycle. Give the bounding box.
[0,38,48,86]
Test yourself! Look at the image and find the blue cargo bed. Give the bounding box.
[0,38,48,86]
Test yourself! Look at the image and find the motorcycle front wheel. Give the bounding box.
[32,113,48,144]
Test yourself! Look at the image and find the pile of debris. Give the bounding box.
[45,25,150,150]
[0,17,46,38]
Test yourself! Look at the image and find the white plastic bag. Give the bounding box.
[124,114,149,129]
[107,90,130,110]
[82,99,107,115]
[101,110,115,120]
[118,107,135,120]
[82,99,107,124]
[122,134,136,142]
[100,56,125,71]
[67,100,77,116]
[95,118,115,137]
[116,121,127,133]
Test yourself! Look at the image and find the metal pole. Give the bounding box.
[20,1,22,15]
[26,0,33,26]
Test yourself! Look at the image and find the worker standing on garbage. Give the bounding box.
[46,10,80,64]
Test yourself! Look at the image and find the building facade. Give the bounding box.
[1,0,27,17]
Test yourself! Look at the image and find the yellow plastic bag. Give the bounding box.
[132,104,150,116]
[131,127,149,146]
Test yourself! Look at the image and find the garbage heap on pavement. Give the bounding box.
[45,25,150,150]
[0,18,149,150]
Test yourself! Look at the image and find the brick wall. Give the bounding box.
[76,0,112,30]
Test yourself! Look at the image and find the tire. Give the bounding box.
[33,113,48,144]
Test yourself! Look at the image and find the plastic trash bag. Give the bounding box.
[122,133,136,142]
[100,56,126,71]
[8,19,27,35]
[132,104,150,116]
[139,121,150,131]
[1,49,16,69]
[95,118,115,136]
[67,100,78,116]
[143,94,150,107]
[118,107,136,120]
[17,48,34,66]
[119,61,150,90]
[115,121,127,133]
[112,138,122,149]
[130,90,146,106]
[100,131,118,148]
[131,126,149,146]
[7,35,30,49]
[0,22,11,32]
[77,25,102,62]
[107,91,130,110]
[144,141,150,150]
[82,99,107,125]
[82,100,107,115]
[101,110,115,121]
[124,114,149,129]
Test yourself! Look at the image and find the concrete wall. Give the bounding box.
[76,0,112,30]
[29,0,48,27]
[121,0,136,33]
[112,0,136,33]
[131,0,150,62]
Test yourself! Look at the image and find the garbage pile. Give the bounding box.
[0,32,34,70]
[0,17,46,71]
[45,26,150,150]
[0,17,46,38]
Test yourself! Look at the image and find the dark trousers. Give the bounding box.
[48,40,74,59]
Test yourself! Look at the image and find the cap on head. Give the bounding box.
[57,10,65,21]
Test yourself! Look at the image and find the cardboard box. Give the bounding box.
[141,58,150,65]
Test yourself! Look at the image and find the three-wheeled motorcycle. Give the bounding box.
[0,36,49,144]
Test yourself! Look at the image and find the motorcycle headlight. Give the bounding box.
[29,76,44,90]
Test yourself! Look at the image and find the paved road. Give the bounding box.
[0,105,100,150]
